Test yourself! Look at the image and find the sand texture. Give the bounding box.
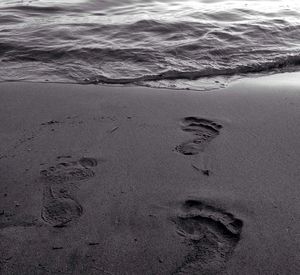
[0,73,300,274]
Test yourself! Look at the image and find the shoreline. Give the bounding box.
[2,70,300,92]
[0,72,299,274]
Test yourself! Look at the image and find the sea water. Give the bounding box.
[0,0,299,90]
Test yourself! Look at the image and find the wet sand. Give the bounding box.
[0,73,299,274]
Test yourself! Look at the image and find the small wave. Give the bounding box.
[0,5,71,14]
[82,54,300,85]
[0,14,22,24]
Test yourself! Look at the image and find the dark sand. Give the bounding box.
[0,72,299,274]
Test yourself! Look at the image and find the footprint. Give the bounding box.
[41,186,83,227]
[40,157,97,227]
[176,117,222,155]
[40,157,97,184]
[173,199,243,274]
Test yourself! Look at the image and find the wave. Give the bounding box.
[0,0,300,89]
[82,54,300,84]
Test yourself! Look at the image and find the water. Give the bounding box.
[1,0,300,90]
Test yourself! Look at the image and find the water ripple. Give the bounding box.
[0,0,300,89]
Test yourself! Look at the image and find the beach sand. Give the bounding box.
[0,73,299,274]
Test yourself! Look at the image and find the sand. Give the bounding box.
[0,72,299,274]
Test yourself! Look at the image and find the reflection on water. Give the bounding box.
[0,0,300,90]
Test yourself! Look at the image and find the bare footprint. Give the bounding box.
[176,117,222,155]
[40,157,97,227]
[173,199,243,274]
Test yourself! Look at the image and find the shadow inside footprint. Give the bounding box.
[176,117,222,155]
[173,199,243,274]
[79,157,98,168]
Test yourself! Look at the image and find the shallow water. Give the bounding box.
[1,0,300,90]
